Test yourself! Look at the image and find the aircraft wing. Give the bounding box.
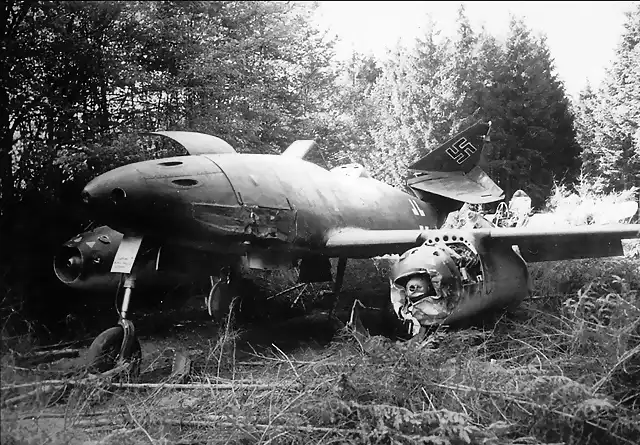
[323,224,640,262]
[324,228,424,258]
[142,131,236,155]
[473,224,640,262]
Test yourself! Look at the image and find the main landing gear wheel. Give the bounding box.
[206,269,236,322]
[85,326,142,377]
[206,279,231,320]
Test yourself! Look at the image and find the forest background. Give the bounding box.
[1,1,639,335]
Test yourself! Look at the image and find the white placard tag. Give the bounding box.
[111,236,143,274]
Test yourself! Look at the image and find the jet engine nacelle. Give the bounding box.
[54,226,206,310]
[54,226,126,291]
[390,229,532,334]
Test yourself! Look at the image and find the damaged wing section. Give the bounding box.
[474,224,640,262]
[143,131,236,156]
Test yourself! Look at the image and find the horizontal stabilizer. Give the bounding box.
[406,120,503,205]
[142,131,236,156]
[407,166,504,204]
[282,140,317,159]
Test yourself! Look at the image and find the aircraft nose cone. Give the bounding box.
[81,164,145,232]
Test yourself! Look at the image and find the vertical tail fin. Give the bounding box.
[409,121,491,172]
[407,120,504,205]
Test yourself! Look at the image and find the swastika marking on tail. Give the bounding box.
[445,137,478,164]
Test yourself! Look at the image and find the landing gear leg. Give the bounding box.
[329,257,347,318]
[205,266,236,321]
[85,274,141,375]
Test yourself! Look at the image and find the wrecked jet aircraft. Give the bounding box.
[69,120,640,373]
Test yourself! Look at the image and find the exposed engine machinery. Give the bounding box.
[390,229,530,335]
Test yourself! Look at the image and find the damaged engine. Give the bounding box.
[390,234,484,334]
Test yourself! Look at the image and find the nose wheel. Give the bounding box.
[85,325,141,375]
[85,274,141,377]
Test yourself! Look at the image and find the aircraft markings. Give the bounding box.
[446,137,477,164]
[409,199,425,217]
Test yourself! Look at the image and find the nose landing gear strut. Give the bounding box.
[85,274,141,376]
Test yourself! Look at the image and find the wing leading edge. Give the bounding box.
[324,228,424,258]
[324,225,640,262]
[475,224,640,262]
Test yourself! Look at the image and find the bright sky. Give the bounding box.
[314,1,635,99]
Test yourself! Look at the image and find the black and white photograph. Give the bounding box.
[1,1,639,444]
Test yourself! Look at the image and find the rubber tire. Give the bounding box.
[85,326,142,376]
[209,280,233,322]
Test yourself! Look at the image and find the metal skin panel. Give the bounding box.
[82,156,240,247]
[324,228,424,258]
[83,153,442,260]
[217,154,441,252]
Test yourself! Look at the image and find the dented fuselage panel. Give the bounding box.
[82,154,442,263]
[390,229,531,330]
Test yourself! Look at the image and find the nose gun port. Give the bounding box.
[111,187,126,204]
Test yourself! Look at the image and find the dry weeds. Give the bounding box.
[3,255,640,445]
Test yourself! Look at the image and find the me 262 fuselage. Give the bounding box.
[82,153,442,264]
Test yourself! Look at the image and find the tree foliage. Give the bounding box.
[574,3,640,193]
[0,0,337,225]
[342,6,580,207]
